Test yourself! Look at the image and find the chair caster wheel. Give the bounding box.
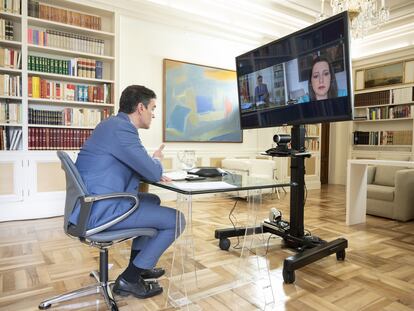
[38,303,51,310]
[336,250,346,261]
[283,269,295,284]
[219,238,231,251]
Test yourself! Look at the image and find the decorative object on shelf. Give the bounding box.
[163,59,242,142]
[318,0,390,39]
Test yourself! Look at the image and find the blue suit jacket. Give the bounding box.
[70,112,163,229]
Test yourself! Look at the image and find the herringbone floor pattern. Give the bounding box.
[0,185,413,310]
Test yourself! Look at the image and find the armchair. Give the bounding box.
[38,151,157,311]
[366,165,414,221]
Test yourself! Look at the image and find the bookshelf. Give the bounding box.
[0,0,116,152]
[1,3,22,152]
[0,0,117,221]
[351,48,414,160]
[263,124,321,189]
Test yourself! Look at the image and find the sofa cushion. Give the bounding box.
[373,166,404,187]
[367,184,395,202]
[222,159,251,171]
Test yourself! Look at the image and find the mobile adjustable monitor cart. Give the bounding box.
[214,125,348,283]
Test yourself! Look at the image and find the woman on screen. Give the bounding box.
[297,56,346,103]
[309,56,338,100]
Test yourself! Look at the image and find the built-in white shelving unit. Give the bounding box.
[350,47,414,160]
[0,0,117,221]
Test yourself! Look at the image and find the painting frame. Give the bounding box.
[162,59,243,143]
[364,61,404,89]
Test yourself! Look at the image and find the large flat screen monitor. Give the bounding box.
[236,11,353,129]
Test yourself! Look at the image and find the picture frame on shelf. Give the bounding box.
[163,59,242,143]
[364,62,404,88]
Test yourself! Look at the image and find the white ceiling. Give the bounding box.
[93,0,414,58]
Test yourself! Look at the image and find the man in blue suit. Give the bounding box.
[71,85,185,299]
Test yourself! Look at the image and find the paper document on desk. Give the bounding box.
[171,181,237,191]
[163,171,188,181]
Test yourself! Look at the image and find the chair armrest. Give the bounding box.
[367,166,376,184]
[394,169,414,221]
[83,192,139,237]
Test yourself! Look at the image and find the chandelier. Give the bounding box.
[318,0,390,39]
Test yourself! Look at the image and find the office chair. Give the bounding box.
[39,151,157,311]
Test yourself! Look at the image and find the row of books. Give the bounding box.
[0,74,21,96]
[0,18,14,40]
[28,127,92,150]
[304,124,320,136]
[0,126,21,150]
[29,77,112,103]
[28,28,105,55]
[0,102,21,123]
[355,90,390,107]
[304,139,319,151]
[1,0,21,14]
[29,107,108,127]
[367,105,411,120]
[391,87,414,104]
[381,131,413,146]
[28,55,103,79]
[353,130,413,146]
[0,47,21,69]
[28,1,102,31]
[353,131,380,145]
[355,87,414,108]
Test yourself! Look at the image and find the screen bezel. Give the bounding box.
[236,11,354,129]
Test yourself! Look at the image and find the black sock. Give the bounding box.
[121,249,143,283]
[130,249,140,263]
[121,262,145,283]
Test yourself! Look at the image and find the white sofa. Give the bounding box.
[367,165,414,221]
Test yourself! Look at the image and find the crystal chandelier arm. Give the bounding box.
[318,0,390,39]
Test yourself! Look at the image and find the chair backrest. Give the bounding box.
[57,151,89,235]
[373,165,406,187]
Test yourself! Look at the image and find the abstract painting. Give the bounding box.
[163,59,242,142]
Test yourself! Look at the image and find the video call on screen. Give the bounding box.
[236,13,352,129]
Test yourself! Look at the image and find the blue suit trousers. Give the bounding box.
[107,192,186,269]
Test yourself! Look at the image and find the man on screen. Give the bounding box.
[254,75,269,106]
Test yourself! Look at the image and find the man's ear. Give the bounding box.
[136,102,144,113]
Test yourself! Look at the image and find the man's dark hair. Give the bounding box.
[119,85,156,114]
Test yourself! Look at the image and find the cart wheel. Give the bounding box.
[219,238,231,251]
[38,303,51,310]
[336,250,346,261]
[283,269,295,284]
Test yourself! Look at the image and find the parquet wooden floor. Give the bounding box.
[0,185,413,310]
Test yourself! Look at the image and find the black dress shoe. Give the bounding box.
[113,275,163,299]
[140,267,165,279]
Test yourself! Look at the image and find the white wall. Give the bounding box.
[119,15,276,159]
[117,14,342,185]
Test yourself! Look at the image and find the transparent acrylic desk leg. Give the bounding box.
[234,189,275,310]
[167,193,199,310]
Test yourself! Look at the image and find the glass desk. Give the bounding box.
[152,174,290,310]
